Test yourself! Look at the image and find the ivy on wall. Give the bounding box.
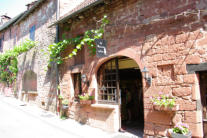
[0,39,36,85]
[46,15,109,67]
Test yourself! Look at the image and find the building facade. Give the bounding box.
[54,0,207,137]
[0,0,85,111]
[1,0,207,137]
[0,0,58,110]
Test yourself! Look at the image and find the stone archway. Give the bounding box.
[96,56,144,136]
[22,70,37,103]
[22,70,37,91]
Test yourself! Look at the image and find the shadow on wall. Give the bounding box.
[69,103,114,130]
[16,49,36,95]
[144,110,175,136]
[43,63,57,112]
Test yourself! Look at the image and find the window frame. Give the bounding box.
[97,58,119,104]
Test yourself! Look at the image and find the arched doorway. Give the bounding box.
[97,56,144,135]
[22,70,37,104]
[22,70,37,92]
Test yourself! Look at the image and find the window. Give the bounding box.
[0,38,2,52]
[97,58,118,103]
[73,73,82,100]
[13,33,16,45]
[9,29,11,39]
[74,47,85,65]
[29,25,35,41]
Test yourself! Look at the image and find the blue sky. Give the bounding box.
[0,0,34,18]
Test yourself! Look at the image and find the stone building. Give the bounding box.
[49,0,207,137]
[1,0,207,137]
[0,0,92,110]
[0,0,59,110]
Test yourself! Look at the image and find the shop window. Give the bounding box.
[74,47,85,65]
[29,25,36,41]
[73,73,82,100]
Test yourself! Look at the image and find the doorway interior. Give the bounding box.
[97,56,144,136]
[199,71,207,137]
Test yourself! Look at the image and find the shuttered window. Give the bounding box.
[29,25,36,41]
[0,38,3,52]
[73,73,82,100]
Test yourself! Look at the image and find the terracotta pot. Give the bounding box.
[170,131,192,138]
[79,100,92,105]
[153,104,179,112]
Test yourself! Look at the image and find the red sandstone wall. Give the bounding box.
[58,0,207,137]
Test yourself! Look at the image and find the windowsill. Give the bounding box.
[28,91,38,94]
[91,103,118,109]
[22,91,38,94]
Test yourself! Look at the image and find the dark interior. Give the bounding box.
[199,71,207,137]
[119,68,144,135]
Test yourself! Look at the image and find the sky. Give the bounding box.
[0,0,34,18]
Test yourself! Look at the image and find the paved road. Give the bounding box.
[0,97,83,138]
[0,96,140,138]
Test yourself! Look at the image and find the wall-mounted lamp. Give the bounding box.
[141,67,152,85]
[81,74,89,86]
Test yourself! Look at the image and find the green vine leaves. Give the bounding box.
[47,15,109,67]
[0,39,36,85]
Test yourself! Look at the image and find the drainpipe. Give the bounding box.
[55,0,60,115]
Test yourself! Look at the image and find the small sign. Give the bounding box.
[95,39,107,58]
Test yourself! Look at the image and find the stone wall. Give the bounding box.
[16,0,57,112]
[58,0,207,137]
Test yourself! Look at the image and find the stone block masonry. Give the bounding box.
[0,0,207,137]
[58,0,207,137]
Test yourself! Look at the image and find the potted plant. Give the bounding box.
[62,99,69,110]
[78,93,94,105]
[169,122,192,138]
[150,92,178,111]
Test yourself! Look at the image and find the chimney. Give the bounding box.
[26,1,38,10]
[0,14,11,26]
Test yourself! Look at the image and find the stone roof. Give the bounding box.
[0,0,45,32]
[49,0,104,27]
[0,12,24,31]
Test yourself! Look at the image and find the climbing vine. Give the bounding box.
[47,15,109,67]
[0,39,36,85]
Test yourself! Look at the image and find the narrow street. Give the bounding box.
[0,95,138,138]
[0,96,83,138]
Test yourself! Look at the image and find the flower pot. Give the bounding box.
[170,131,192,138]
[153,104,179,112]
[79,100,92,105]
[62,105,69,110]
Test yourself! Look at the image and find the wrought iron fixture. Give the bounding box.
[141,67,152,85]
